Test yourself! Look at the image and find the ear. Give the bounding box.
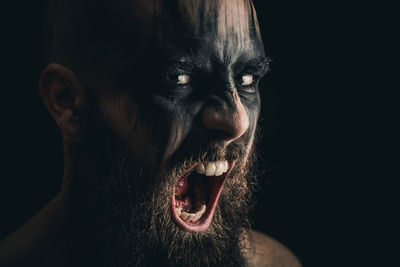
[39,63,86,138]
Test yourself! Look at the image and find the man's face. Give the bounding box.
[68,0,268,265]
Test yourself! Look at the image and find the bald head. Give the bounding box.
[46,0,264,77]
[125,0,263,58]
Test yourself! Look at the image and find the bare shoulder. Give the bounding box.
[242,230,302,267]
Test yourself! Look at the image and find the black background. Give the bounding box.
[1,1,393,266]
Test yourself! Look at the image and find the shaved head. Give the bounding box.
[46,0,264,79]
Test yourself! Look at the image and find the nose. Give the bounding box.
[201,91,249,144]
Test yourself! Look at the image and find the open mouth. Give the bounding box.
[170,160,235,232]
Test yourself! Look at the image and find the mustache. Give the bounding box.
[164,134,248,179]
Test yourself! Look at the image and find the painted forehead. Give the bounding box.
[122,0,263,60]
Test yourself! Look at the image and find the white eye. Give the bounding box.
[176,74,191,85]
[241,74,254,86]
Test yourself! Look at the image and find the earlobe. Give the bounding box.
[38,63,85,136]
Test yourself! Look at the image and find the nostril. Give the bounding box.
[202,128,232,141]
[201,106,249,143]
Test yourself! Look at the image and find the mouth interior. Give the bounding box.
[174,172,209,214]
[171,161,232,230]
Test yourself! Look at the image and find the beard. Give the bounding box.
[64,99,259,267]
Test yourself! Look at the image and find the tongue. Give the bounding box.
[175,196,192,212]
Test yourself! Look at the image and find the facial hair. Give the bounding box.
[64,99,259,267]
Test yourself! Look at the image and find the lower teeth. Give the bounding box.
[176,204,206,222]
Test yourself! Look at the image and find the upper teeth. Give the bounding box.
[195,161,229,177]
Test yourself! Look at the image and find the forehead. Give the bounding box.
[113,0,264,64]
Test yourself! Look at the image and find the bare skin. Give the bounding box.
[0,1,302,266]
[243,231,302,267]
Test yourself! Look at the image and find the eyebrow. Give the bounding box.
[235,57,271,76]
[165,53,208,73]
[166,59,196,73]
[166,54,271,76]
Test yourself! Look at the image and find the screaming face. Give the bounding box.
[57,0,269,265]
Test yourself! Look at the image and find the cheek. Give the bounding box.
[161,115,196,163]
[153,99,203,164]
[99,93,138,136]
[244,102,260,156]
[244,125,257,166]
[98,93,159,167]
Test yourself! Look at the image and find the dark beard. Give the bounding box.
[64,100,259,267]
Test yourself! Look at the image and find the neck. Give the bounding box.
[0,193,69,266]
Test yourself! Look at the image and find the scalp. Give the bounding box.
[45,0,263,71]
[146,0,263,63]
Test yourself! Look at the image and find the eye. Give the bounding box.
[177,74,191,85]
[165,74,192,86]
[176,74,191,85]
[240,74,254,86]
